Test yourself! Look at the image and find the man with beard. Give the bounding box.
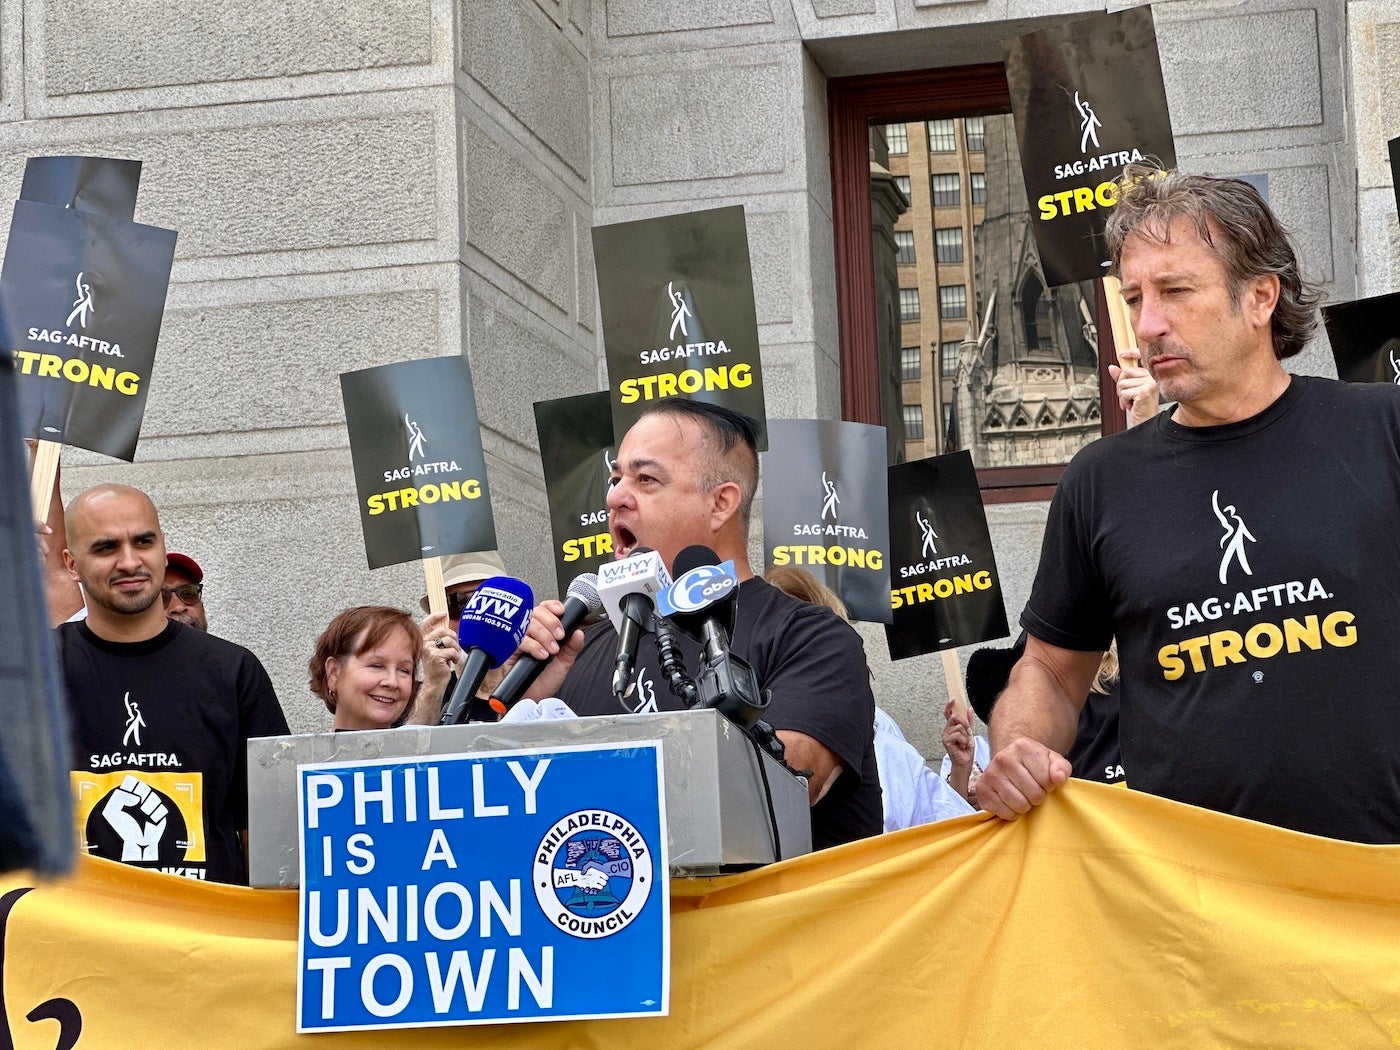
[160,551,208,632]
[978,168,1400,843]
[54,484,288,882]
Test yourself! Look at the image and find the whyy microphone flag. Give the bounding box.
[885,450,1009,660]
[593,204,768,448]
[340,356,497,569]
[761,419,891,623]
[1005,5,1177,287]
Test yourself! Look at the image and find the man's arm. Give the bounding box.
[756,603,875,818]
[28,445,83,625]
[977,635,1102,820]
[776,731,842,806]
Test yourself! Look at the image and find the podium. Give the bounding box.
[246,708,812,887]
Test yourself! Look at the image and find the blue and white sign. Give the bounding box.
[296,742,669,1033]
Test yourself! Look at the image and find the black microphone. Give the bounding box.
[659,545,739,643]
[487,572,603,714]
[438,577,534,727]
[654,546,779,761]
[595,547,670,704]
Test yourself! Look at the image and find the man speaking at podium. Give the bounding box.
[516,398,881,851]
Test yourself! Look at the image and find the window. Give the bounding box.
[932,173,960,207]
[902,404,925,441]
[894,230,916,265]
[899,288,920,322]
[830,70,1126,500]
[965,116,986,152]
[941,340,961,376]
[935,227,964,264]
[971,172,987,205]
[1021,271,1055,350]
[894,175,911,200]
[884,123,908,154]
[926,119,956,152]
[901,346,921,381]
[938,285,967,319]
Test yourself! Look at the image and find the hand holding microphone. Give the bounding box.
[438,576,534,727]
[489,572,603,714]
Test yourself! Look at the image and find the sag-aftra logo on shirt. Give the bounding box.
[1156,489,1356,680]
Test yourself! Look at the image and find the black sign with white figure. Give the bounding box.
[340,356,498,570]
[761,419,891,623]
[885,451,1008,660]
[534,390,618,597]
[593,205,768,448]
[21,155,142,222]
[0,200,177,461]
[1006,5,1177,287]
[1323,291,1400,386]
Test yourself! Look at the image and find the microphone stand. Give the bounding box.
[654,615,698,706]
[693,620,787,769]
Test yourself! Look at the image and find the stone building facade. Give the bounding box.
[18,0,1389,757]
[962,113,1102,470]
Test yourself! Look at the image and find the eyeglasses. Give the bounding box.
[445,586,480,620]
[161,583,204,606]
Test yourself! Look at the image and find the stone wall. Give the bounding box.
[19,0,1378,760]
[37,0,597,734]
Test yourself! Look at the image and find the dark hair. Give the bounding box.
[308,606,423,717]
[1105,166,1321,360]
[639,398,760,525]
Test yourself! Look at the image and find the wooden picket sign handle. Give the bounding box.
[940,648,971,723]
[1101,275,1140,370]
[422,555,447,617]
[28,439,61,522]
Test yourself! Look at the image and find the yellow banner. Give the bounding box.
[4,782,1399,1047]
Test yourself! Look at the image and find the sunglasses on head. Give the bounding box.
[161,582,203,606]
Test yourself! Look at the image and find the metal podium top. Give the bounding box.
[246,708,812,887]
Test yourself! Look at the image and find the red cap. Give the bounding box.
[165,552,204,583]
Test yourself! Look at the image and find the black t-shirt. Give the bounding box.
[56,620,290,883]
[556,577,882,851]
[1024,375,1400,842]
[1067,686,1122,784]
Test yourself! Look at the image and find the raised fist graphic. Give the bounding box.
[102,775,167,861]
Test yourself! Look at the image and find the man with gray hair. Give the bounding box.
[978,167,1400,843]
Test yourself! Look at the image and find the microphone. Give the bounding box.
[487,572,603,714]
[595,548,671,704]
[655,545,739,644]
[438,576,534,726]
[655,547,779,761]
